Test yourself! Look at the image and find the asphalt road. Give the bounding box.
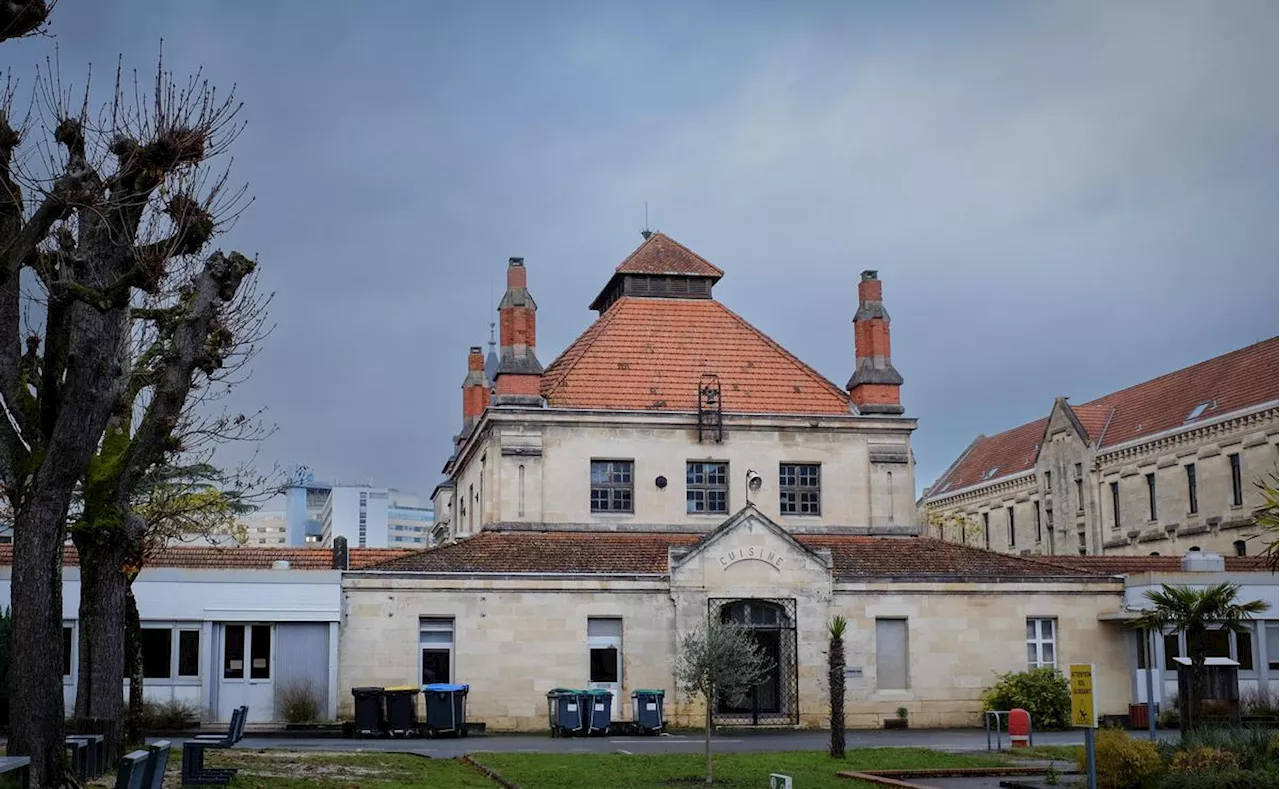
[164,727,1177,759]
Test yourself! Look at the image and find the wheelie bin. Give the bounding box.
[351,687,386,737]
[423,683,469,737]
[582,688,613,735]
[545,688,586,737]
[384,686,421,737]
[631,689,665,734]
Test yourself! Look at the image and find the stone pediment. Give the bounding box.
[668,505,833,594]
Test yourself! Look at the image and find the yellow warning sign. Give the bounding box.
[1070,663,1097,728]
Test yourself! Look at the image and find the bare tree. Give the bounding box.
[120,456,278,746]
[0,10,258,780]
[674,619,772,786]
[72,247,268,759]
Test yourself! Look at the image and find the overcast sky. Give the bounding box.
[8,0,1276,501]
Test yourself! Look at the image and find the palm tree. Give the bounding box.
[828,616,847,758]
[1131,583,1268,729]
[1250,472,1278,572]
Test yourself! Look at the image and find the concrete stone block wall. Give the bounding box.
[450,411,919,537]
[922,406,1277,558]
[339,571,1130,731]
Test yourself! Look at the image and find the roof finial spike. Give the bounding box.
[641,201,652,240]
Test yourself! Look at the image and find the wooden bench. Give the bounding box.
[181,706,247,786]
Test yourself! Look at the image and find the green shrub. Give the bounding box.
[140,698,200,730]
[1170,747,1240,773]
[277,677,322,723]
[1177,727,1279,772]
[1238,687,1278,717]
[1077,728,1163,789]
[1158,770,1275,789]
[981,667,1071,729]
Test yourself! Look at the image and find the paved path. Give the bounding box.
[159,728,1177,759]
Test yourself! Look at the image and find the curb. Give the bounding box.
[461,754,520,789]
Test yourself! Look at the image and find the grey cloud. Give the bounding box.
[7,0,1271,497]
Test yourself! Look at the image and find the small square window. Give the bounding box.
[779,464,821,515]
[591,460,634,513]
[686,462,728,514]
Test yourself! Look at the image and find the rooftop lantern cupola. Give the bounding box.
[589,232,725,315]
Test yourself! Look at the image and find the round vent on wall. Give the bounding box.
[655,476,668,489]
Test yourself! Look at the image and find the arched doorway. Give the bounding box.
[710,598,799,725]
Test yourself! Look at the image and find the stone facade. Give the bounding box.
[338,507,1131,730]
[922,401,1277,557]
[436,409,917,539]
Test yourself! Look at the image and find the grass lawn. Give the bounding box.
[109,749,496,789]
[473,747,1013,789]
[49,745,1016,788]
[1006,744,1083,763]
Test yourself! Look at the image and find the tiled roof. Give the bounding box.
[361,531,1101,579]
[613,233,724,277]
[0,545,412,571]
[928,337,1279,496]
[541,296,852,415]
[928,418,1048,496]
[1025,554,1273,575]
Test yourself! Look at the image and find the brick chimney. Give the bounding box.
[459,345,490,440]
[493,257,544,405]
[846,270,904,415]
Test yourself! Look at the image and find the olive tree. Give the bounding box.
[674,618,772,786]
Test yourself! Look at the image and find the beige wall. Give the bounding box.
[922,405,1278,558]
[450,410,918,536]
[340,511,1129,731]
[832,582,1127,728]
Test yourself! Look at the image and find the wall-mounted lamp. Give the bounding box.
[745,469,762,504]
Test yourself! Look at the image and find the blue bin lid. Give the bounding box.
[423,683,469,692]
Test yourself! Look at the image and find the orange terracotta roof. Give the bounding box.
[541,297,852,415]
[1069,404,1114,443]
[613,233,724,277]
[1027,554,1272,575]
[361,531,1101,579]
[0,544,412,571]
[929,338,1279,495]
[928,418,1048,495]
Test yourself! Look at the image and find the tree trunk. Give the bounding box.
[829,633,846,759]
[124,585,145,747]
[704,695,713,785]
[6,285,131,787]
[8,499,70,789]
[71,526,129,764]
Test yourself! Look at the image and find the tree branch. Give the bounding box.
[112,249,254,501]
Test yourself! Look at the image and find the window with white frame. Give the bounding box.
[587,617,622,687]
[1026,618,1057,668]
[420,617,455,685]
[134,624,201,680]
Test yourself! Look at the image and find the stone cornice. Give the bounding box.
[446,405,918,480]
[922,470,1037,510]
[1096,405,1277,467]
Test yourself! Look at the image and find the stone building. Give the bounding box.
[337,233,1221,731]
[919,338,1278,557]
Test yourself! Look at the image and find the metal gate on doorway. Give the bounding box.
[708,598,799,726]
